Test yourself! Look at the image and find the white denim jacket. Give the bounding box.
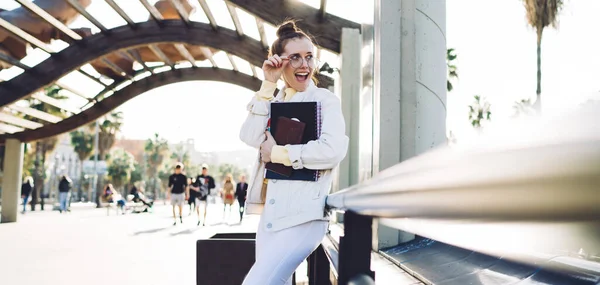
[239,80,349,232]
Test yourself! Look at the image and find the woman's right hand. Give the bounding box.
[263,54,286,83]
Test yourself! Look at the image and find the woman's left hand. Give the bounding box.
[260,131,276,163]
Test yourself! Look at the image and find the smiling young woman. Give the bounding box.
[239,20,349,285]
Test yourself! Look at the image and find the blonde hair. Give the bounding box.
[23,176,33,185]
[224,173,234,184]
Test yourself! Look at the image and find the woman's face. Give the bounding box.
[281,37,315,92]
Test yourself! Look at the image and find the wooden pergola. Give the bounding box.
[0,0,360,144]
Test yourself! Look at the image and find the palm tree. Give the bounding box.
[88,111,123,206]
[107,148,135,196]
[522,0,564,111]
[25,86,67,210]
[144,133,169,200]
[91,112,124,160]
[170,144,191,166]
[70,129,94,201]
[468,95,492,130]
[447,48,458,92]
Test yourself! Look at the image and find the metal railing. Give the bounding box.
[310,106,600,284]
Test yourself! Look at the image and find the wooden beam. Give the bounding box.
[0,20,333,107]
[255,18,269,49]
[54,82,91,101]
[0,19,107,88]
[30,92,80,114]
[100,57,134,79]
[115,50,153,75]
[126,50,155,74]
[7,105,62,124]
[226,53,238,71]
[226,3,244,37]
[148,44,174,67]
[227,0,361,53]
[65,0,108,32]
[104,0,136,26]
[0,68,261,144]
[0,17,55,53]
[174,44,197,67]
[0,53,29,70]
[168,0,191,24]
[15,0,82,40]
[196,0,218,30]
[0,123,24,134]
[75,68,109,87]
[200,47,217,67]
[139,0,164,21]
[0,112,43,129]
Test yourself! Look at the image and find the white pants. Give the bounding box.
[242,217,328,285]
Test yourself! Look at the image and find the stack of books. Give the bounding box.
[265,101,322,181]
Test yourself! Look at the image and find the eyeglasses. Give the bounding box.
[283,54,320,69]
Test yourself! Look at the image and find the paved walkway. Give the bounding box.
[0,201,261,285]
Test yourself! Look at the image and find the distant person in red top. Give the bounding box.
[221,174,236,222]
[168,163,189,225]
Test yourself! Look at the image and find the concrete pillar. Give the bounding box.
[373,0,447,249]
[337,28,362,191]
[1,139,24,223]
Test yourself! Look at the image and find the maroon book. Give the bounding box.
[265,116,306,177]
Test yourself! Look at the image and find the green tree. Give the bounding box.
[158,161,173,200]
[217,163,245,183]
[144,133,169,200]
[468,95,492,129]
[185,163,201,178]
[130,162,143,186]
[89,111,123,206]
[90,112,124,160]
[447,48,458,92]
[170,144,191,166]
[107,148,135,195]
[70,128,94,201]
[522,0,564,111]
[26,86,67,210]
[21,143,35,178]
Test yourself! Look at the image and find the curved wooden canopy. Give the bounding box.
[0,20,333,107]
[0,0,357,144]
[0,67,262,144]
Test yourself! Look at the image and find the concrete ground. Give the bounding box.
[0,201,266,285]
[0,201,415,285]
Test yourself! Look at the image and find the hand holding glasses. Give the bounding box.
[262,54,320,83]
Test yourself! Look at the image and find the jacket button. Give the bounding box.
[266,223,272,229]
[269,199,275,204]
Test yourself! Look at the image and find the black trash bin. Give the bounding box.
[197,232,256,285]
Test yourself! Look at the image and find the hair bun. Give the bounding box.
[276,21,298,38]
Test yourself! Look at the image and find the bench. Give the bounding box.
[99,195,146,215]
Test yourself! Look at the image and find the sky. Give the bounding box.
[1,0,599,152]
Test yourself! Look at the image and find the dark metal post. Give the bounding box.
[338,211,375,284]
[308,245,330,285]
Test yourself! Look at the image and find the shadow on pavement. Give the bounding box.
[132,227,170,235]
[169,227,203,236]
